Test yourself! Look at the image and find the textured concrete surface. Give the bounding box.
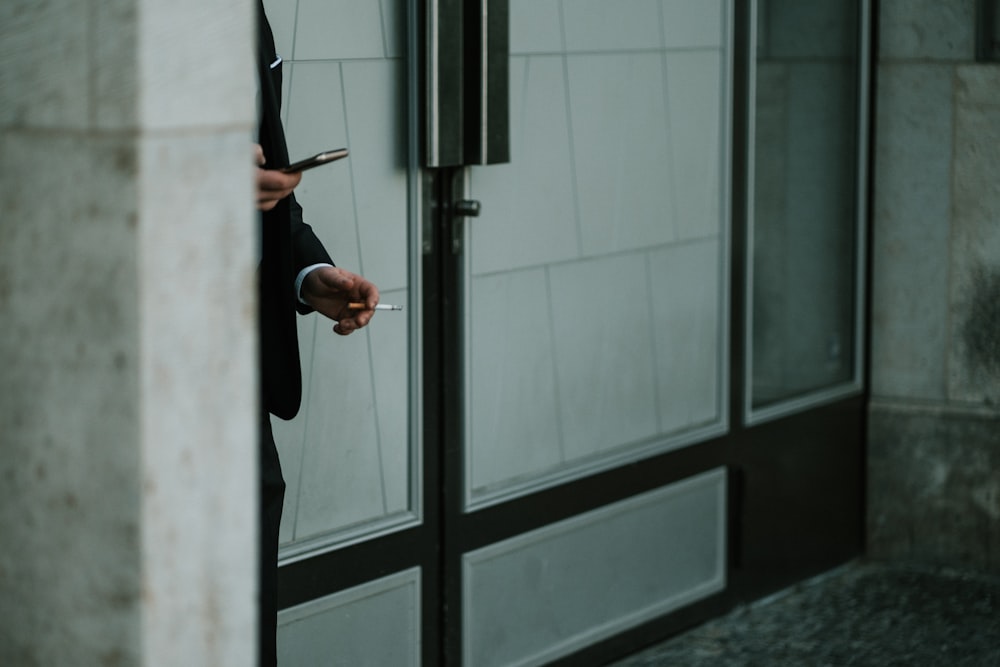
[611,560,1000,666]
[870,62,954,402]
[869,0,1000,591]
[0,2,258,665]
[878,0,976,61]
[868,403,1000,574]
[950,65,1000,406]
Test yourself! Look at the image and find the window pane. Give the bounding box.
[750,0,862,410]
[268,0,418,557]
[465,0,732,508]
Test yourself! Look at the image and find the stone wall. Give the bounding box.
[869,0,1000,573]
[0,1,259,664]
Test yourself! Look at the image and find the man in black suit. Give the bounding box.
[254,3,379,664]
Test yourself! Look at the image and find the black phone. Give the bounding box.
[281,148,349,173]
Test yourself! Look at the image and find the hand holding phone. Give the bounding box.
[281,148,349,173]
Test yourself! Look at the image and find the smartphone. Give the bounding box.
[281,148,349,173]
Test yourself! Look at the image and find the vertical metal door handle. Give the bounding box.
[425,0,509,167]
[465,0,510,165]
[425,0,465,167]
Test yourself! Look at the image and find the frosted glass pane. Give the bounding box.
[562,0,662,51]
[342,60,409,290]
[464,1,732,507]
[283,62,351,172]
[470,56,579,275]
[278,569,420,667]
[270,0,416,555]
[662,0,726,48]
[666,51,724,240]
[650,240,723,431]
[468,270,563,495]
[294,0,384,60]
[296,330,384,540]
[549,254,660,460]
[368,288,411,515]
[567,53,677,255]
[464,469,726,667]
[283,63,357,263]
[510,0,562,54]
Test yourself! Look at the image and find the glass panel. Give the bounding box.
[465,0,732,508]
[262,0,419,558]
[278,569,420,666]
[463,469,726,666]
[749,0,863,412]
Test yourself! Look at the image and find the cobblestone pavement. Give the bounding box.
[610,560,1000,666]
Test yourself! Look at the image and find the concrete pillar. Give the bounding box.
[0,1,259,664]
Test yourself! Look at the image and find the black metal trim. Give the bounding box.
[440,166,469,666]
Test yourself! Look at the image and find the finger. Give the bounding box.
[258,190,292,207]
[342,280,379,310]
[255,169,300,211]
[358,283,380,310]
[354,310,374,328]
[257,190,290,211]
[253,144,266,166]
[344,309,375,331]
[356,276,379,296]
[258,169,301,193]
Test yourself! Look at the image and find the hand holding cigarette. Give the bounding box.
[299,266,380,335]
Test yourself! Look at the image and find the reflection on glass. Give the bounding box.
[750,0,862,410]
[270,0,417,557]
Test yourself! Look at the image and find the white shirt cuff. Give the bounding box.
[295,263,334,305]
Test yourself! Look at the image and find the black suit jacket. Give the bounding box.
[257,2,333,421]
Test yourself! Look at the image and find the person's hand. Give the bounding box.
[300,266,380,335]
[254,144,302,212]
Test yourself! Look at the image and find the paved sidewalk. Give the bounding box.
[611,561,1000,666]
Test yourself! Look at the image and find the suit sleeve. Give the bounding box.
[288,194,335,315]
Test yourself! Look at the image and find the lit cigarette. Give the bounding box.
[348,302,403,311]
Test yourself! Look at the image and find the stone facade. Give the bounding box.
[0,1,259,664]
[869,0,1000,573]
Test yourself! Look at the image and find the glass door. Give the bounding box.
[266,1,435,664]
[447,2,735,665]
[272,0,419,558]
[266,1,873,665]
[462,0,732,511]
